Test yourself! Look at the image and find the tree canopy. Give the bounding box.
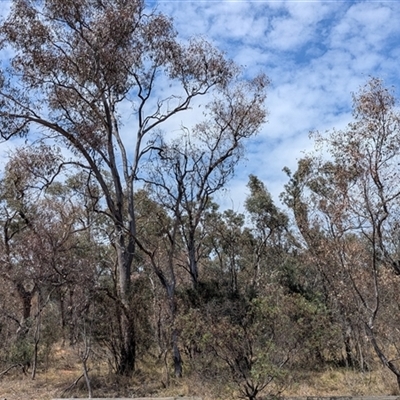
[0,1,400,398]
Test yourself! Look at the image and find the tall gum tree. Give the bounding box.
[136,54,267,378]
[284,78,400,384]
[143,78,268,288]
[0,0,268,374]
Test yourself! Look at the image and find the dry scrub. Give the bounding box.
[0,344,398,400]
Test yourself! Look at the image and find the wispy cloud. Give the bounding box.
[1,0,399,211]
[151,0,400,209]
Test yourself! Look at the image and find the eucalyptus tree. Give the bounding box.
[0,0,267,374]
[142,84,268,289]
[0,145,64,337]
[205,208,248,294]
[136,86,268,372]
[244,175,289,287]
[136,76,269,370]
[0,145,101,375]
[284,78,400,381]
[203,176,289,295]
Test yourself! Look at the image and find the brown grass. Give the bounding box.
[284,368,399,397]
[0,345,398,400]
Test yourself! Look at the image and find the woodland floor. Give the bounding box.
[0,346,399,400]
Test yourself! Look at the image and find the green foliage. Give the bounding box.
[246,174,288,231]
[2,76,400,395]
[7,337,34,366]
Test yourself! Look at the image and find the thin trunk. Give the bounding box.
[59,291,66,346]
[31,300,40,380]
[167,283,182,379]
[163,348,170,387]
[143,218,182,379]
[366,323,400,389]
[188,237,198,288]
[229,254,238,294]
[357,340,365,372]
[81,325,93,398]
[68,288,75,345]
[166,273,182,378]
[172,329,183,378]
[344,335,353,368]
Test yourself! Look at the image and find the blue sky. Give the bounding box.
[147,0,400,211]
[1,0,400,212]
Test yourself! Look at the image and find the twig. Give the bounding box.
[0,363,27,377]
[59,370,91,397]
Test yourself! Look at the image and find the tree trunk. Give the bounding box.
[116,238,136,375]
[117,313,136,376]
[16,282,33,325]
[31,300,41,380]
[172,329,183,378]
[15,282,35,340]
[188,236,198,288]
[366,323,400,390]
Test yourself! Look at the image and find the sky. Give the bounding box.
[146,0,400,211]
[1,0,400,213]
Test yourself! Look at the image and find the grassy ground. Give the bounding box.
[0,346,398,400]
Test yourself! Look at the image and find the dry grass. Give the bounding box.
[0,345,398,400]
[284,367,399,397]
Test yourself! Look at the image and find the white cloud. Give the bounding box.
[2,0,400,211]
[145,0,400,207]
